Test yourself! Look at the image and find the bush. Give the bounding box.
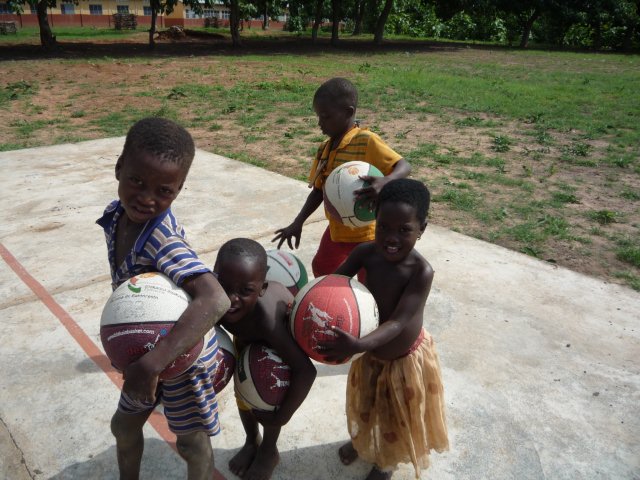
[286,16,306,32]
[386,3,444,38]
[444,11,476,40]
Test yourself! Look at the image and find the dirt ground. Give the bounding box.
[1,31,639,290]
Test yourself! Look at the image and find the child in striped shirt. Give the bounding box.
[97,117,230,480]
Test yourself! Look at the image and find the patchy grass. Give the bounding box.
[0,35,638,289]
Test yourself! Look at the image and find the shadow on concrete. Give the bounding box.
[48,439,184,479]
[75,356,107,374]
[215,440,373,480]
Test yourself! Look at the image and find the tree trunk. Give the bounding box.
[592,19,602,50]
[36,0,56,49]
[230,0,241,46]
[262,1,269,30]
[149,9,157,48]
[330,0,340,46]
[373,0,393,45]
[621,20,635,51]
[352,0,365,36]
[519,7,540,49]
[311,0,323,44]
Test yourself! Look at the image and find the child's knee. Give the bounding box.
[110,411,142,443]
[176,431,211,460]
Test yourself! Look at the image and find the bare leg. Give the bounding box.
[111,409,153,480]
[245,424,281,480]
[176,431,214,480]
[338,441,358,466]
[229,409,261,477]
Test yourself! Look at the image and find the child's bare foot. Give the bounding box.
[338,441,358,465]
[244,445,280,480]
[365,466,392,480]
[228,440,259,478]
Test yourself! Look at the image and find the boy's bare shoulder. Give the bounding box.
[408,249,433,278]
[353,241,376,256]
[255,281,294,326]
[263,280,294,303]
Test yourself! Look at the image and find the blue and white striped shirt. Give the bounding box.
[97,200,210,290]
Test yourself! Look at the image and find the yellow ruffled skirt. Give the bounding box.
[346,329,449,478]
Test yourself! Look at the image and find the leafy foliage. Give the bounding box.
[7,0,640,51]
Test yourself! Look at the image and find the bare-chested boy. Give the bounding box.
[213,238,317,480]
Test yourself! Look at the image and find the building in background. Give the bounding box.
[0,0,286,29]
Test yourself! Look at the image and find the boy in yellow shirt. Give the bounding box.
[273,77,411,279]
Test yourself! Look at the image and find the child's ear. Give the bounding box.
[259,281,268,297]
[346,105,355,119]
[115,156,123,180]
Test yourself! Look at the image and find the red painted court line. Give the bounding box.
[0,242,226,480]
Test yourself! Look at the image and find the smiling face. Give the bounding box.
[115,149,187,224]
[214,256,267,324]
[374,201,426,263]
[313,98,354,140]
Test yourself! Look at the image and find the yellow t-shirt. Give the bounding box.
[309,126,402,243]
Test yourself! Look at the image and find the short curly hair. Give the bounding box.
[216,238,268,278]
[376,178,431,226]
[313,77,358,110]
[120,117,195,172]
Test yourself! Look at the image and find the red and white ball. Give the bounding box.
[234,343,291,412]
[100,272,203,380]
[211,325,235,393]
[265,249,308,296]
[323,161,384,227]
[289,274,379,365]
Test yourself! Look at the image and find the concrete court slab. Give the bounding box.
[0,138,638,480]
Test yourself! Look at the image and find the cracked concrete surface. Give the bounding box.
[0,418,31,480]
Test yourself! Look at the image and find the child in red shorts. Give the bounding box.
[273,77,410,279]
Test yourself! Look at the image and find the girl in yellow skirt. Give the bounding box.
[318,178,449,480]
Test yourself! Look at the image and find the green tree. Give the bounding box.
[351,0,366,34]
[579,0,640,50]
[503,1,544,47]
[147,0,219,48]
[312,0,325,43]
[373,0,393,43]
[8,0,56,48]
[330,0,341,45]
[284,0,326,41]
[229,0,241,46]
[253,0,284,29]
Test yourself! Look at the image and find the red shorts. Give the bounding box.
[311,227,366,283]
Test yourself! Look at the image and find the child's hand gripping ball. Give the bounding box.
[323,161,384,227]
[289,274,379,365]
[100,272,203,380]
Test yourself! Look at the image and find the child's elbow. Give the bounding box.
[192,273,231,320]
[212,294,231,320]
